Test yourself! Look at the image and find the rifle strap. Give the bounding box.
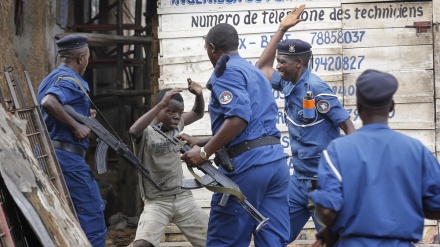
[186,164,245,202]
[56,76,120,140]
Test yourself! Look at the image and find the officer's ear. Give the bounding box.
[296,58,303,68]
[77,53,84,65]
[209,43,215,53]
[389,100,395,113]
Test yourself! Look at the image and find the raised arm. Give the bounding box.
[182,78,205,126]
[257,4,305,81]
[129,88,182,139]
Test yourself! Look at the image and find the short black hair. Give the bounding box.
[205,23,239,51]
[154,88,183,105]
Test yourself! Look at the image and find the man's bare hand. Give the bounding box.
[314,227,338,247]
[160,88,183,106]
[90,108,97,118]
[280,4,306,30]
[177,133,203,147]
[180,145,203,167]
[72,123,91,141]
[187,78,203,96]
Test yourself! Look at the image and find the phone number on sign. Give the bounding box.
[347,108,395,121]
[313,56,365,72]
[310,31,366,45]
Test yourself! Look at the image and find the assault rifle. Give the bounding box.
[152,122,269,233]
[63,105,163,191]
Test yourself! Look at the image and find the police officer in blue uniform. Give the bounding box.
[257,5,356,243]
[310,69,440,247]
[37,34,107,247]
[180,23,290,247]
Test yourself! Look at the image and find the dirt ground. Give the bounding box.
[106,228,136,247]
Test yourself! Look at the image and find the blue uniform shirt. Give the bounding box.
[208,54,287,174]
[310,124,440,243]
[271,69,349,178]
[37,65,91,171]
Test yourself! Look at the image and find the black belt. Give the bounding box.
[52,140,86,158]
[227,136,280,158]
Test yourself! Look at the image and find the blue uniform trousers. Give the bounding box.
[336,237,415,247]
[63,170,107,247]
[207,159,290,247]
[288,175,323,242]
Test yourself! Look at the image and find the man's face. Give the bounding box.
[156,99,184,131]
[276,55,301,82]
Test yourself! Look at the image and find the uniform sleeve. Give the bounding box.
[422,147,440,211]
[271,71,289,92]
[315,84,350,127]
[45,79,85,105]
[212,70,251,123]
[309,143,344,211]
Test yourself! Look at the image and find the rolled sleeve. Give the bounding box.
[46,80,83,105]
[316,91,350,127]
[271,71,284,91]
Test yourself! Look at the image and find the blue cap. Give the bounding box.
[56,34,88,51]
[356,69,398,109]
[276,39,312,56]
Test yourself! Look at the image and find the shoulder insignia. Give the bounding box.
[317,100,330,114]
[219,91,233,104]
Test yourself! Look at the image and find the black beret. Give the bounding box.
[56,34,88,51]
[276,39,312,56]
[356,69,398,109]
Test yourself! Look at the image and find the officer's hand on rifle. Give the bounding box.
[72,123,91,142]
[180,145,204,167]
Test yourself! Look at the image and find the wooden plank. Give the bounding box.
[341,28,432,48]
[159,46,342,65]
[159,31,342,58]
[161,72,341,91]
[342,0,399,2]
[344,102,435,130]
[343,70,434,105]
[341,45,433,73]
[435,99,440,153]
[158,55,342,87]
[152,45,431,80]
[158,7,343,33]
[158,21,342,39]
[341,2,432,29]
[434,0,440,159]
[55,32,152,46]
[158,1,340,13]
